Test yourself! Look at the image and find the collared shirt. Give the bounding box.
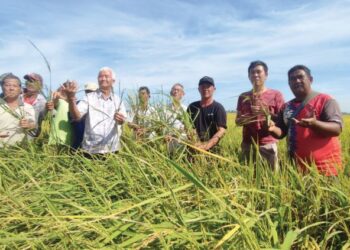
[77,90,126,154]
[165,103,188,139]
[0,98,36,147]
[236,89,284,145]
[21,93,47,137]
[129,104,158,139]
[22,93,46,119]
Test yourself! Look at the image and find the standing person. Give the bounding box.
[64,67,127,156]
[0,73,36,146]
[187,76,227,151]
[22,73,47,136]
[46,82,73,147]
[269,65,343,176]
[236,61,284,170]
[165,83,188,153]
[128,86,157,139]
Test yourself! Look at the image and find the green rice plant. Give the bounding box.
[0,114,349,249]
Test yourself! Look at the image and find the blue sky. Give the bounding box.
[1,0,349,112]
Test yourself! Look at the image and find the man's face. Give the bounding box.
[288,69,312,99]
[249,65,267,88]
[170,85,184,101]
[139,90,150,104]
[98,70,114,89]
[198,83,215,99]
[2,79,21,100]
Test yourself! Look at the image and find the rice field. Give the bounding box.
[0,114,349,249]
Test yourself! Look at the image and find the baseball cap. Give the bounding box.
[198,76,215,86]
[24,73,43,86]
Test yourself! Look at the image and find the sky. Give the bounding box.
[0,0,349,112]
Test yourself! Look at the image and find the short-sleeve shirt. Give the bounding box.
[0,98,36,147]
[276,93,343,176]
[165,103,188,139]
[236,89,284,145]
[187,100,227,141]
[22,93,47,137]
[129,105,159,139]
[48,99,73,146]
[77,90,127,154]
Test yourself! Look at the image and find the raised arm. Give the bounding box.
[63,81,82,121]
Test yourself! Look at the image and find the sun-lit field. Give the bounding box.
[0,114,349,249]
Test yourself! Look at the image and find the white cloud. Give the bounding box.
[0,0,349,111]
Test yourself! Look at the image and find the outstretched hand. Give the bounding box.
[292,111,316,128]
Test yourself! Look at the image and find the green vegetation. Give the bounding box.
[0,114,349,249]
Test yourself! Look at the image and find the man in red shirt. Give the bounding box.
[236,61,284,170]
[269,65,343,176]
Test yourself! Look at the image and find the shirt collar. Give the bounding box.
[96,89,114,101]
[1,95,24,106]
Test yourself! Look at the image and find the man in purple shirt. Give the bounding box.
[236,61,284,170]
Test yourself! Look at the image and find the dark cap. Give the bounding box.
[198,76,215,86]
[24,73,43,86]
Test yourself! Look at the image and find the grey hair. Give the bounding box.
[99,66,116,81]
[171,83,184,90]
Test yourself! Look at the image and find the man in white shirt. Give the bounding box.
[0,73,36,146]
[166,83,188,153]
[64,67,127,155]
[128,86,158,140]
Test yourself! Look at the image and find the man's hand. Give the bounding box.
[135,127,146,138]
[19,119,34,129]
[251,105,263,116]
[62,81,78,100]
[267,119,276,131]
[46,100,55,111]
[195,142,208,151]
[0,131,10,138]
[114,111,126,125]
[292,111,316,128]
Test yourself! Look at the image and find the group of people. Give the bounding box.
[0,61,344,176]
[236,61,343,176]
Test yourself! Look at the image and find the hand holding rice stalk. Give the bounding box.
[238,93,271,128]
[0,95,35,136]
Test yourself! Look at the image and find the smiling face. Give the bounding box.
[249,65,267,89]
[170,84,184,102]
[198,83,215,100]
[98,69,115,90]
[288,69,313,100]
[2,78,21,100]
